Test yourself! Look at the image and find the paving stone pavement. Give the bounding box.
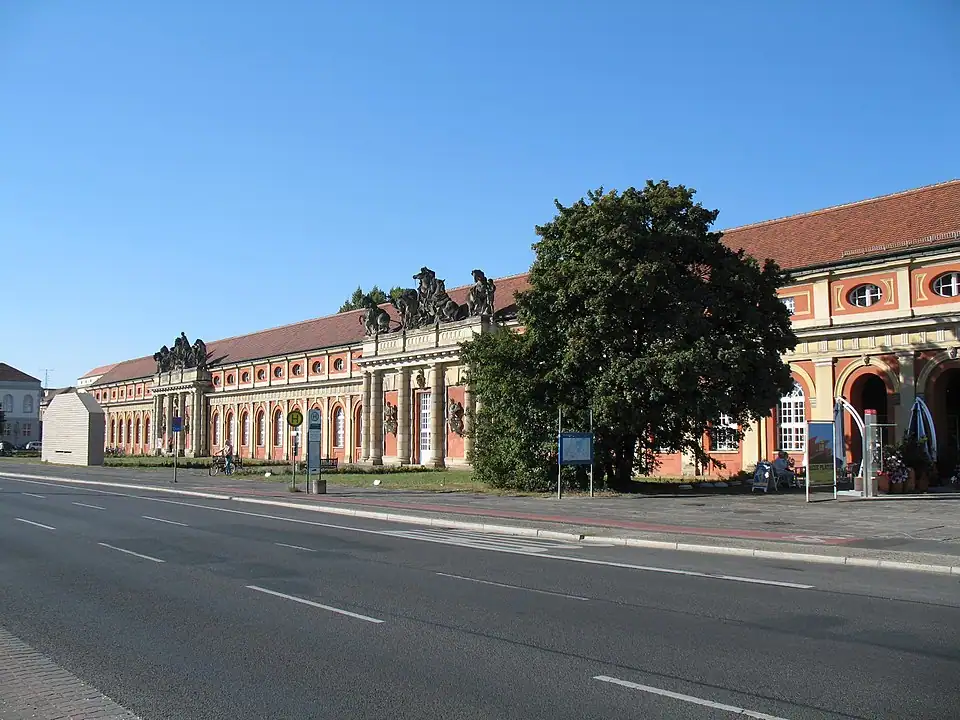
[0,626,140,720]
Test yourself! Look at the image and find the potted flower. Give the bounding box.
[893,435,934,494]
[885,451,909,494]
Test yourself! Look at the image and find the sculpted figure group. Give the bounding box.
[360,267,497,337]
[154,333,210,373]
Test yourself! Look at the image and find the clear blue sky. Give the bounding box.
[2,0,958,387]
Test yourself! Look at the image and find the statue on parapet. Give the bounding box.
[358,294,392,336]
[467,269,496,317]
[154,333,210,373]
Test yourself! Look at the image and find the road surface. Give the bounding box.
[2,473,958,719]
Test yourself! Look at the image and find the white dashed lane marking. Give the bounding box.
[15,518,55,531]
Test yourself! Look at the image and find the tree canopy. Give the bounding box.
[462,180,798,489]
[338,285,403,313]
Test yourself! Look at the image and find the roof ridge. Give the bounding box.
[721,179,960,235]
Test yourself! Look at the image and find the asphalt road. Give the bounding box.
[2,474,959,719]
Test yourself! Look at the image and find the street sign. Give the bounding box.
[287,409,303,428]
[308,409,321,427]
[171,417,183,433]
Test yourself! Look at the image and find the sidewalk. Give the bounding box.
[4,461,960,572]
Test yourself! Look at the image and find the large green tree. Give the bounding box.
[338,285,403,313]
[464,180,797,489]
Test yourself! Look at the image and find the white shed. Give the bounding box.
[41,391,105,466]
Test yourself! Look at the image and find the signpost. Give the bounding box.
[171,416,183,484]
[287,410,303,491]
[306,409,324,494]
[557,407,594,500]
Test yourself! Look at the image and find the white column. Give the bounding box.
[165,394,174,453]
[371,371,384,465]
[360,371,372,462]
[397,368,411,464]
[430,363,446,468]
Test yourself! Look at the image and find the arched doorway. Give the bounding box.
[930,368,960,474]
[847,372,891,466]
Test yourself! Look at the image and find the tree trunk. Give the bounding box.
[608,434,637,490]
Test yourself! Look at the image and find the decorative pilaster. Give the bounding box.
[360,372,372,462]
[896,351,916,438]
[371,371,384,465]
[463,384,475,463]
[813,359,836,421]
[397,368,411,464]
[430,364,446,468]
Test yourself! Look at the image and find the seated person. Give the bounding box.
[772,451,795,483]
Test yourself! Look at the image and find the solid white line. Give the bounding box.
[98,543,165,563]
[22,492,46,499]
[142,515,189,527]
[593,676,791,720]
[1,475,814,590]
[15,518,55,530]
[435,572,589,601]
[72,502,106,510]
[275,542,316,552]
[245,585,383,623]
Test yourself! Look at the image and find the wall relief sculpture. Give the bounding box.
[154,333,210,373]
[447,399,465,436]
[383,401,398,436]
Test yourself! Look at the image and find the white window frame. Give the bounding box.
[777,382,806,453]
[23,395,34,413]
[932,272,960,298]
[273,410,284,446]
[781,296,796,315]
[2,394,12,412]
[213,414,220,446]
[849,284,882,307]
[256,411,266,447]
[710,414,739,452]
[334,407,345,448]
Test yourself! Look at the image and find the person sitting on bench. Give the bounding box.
[772,451,795,485]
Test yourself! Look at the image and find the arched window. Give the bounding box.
[777,382,806,452]
[23,395,34,414]
[212,413,220,446]
[273,408,283,446]
[117,419,124,444]
[145,416,151,445]
[226,412,234,445]
[126,419,132,445]
[110,418,116,444]
[256,410,266,446]
[2,394,12,412]
[334,406,345,448]
[241,412,250,446]
[135,418,141,444]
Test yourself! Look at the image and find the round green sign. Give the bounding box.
[287,409,304,427]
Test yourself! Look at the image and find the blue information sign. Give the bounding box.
[171,416,183,433]
[559,432,593,465]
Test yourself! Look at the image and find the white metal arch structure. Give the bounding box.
[908,396,937,462]
[834,397,866,477]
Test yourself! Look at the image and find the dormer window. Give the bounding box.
[849,284,882,308]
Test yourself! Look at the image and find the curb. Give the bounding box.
[3,470,958,576]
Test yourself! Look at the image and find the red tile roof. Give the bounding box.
[79,362,118,379]
[87,182,960,385]
[0,363,41,384]
[92,273,532,386]
[722,179,960,270]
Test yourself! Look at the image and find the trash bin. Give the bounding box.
[311,477,327,494]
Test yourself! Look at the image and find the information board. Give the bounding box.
[559,432,593,465]
[805,420,838,501]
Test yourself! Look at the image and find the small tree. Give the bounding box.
[463,180,798,489]
[338,285,403,313]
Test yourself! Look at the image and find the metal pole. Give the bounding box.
[291,431,296,492]
[557,408,562,500]
[173,431,178,484]
[589,407,594,498]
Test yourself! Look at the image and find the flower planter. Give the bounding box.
[916,472,929,493]
[876,472,890,494]
[905,468,916,494]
